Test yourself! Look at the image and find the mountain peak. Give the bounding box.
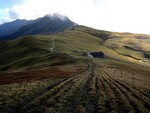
[44,13,68,21]
[0,14,77,40]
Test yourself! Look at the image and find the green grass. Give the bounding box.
[113,48,144,60]
[0,25,149,71]
[0,26,150,113]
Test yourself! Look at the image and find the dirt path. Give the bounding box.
[1,60,150,113]
[50,37,55,51]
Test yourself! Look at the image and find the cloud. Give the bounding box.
[8,9,20,19]
[0,8,11,24]
[0,0,150,34]
[46,13,69,21]
[4,0,95,24]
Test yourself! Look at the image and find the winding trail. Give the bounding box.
[50,37,55,51]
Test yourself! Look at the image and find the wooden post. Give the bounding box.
[114,70,116,73]
[132,73,134,84]
[121,71,123,78]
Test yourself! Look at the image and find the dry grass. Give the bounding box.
[0,59,149,113]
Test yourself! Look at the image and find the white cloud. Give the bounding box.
[0,8,11,24]
[0,0,150,34]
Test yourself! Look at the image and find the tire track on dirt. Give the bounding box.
[100,68,150,113]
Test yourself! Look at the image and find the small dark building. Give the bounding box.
[89,52,105,58]
[144,52,150,58]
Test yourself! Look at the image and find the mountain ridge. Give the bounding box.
[0,14,77,40]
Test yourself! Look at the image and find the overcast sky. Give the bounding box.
[0,0,150,34]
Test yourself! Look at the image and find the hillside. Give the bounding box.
[0,25,150,113]
[75,26,150,59]
[0,25,149,72]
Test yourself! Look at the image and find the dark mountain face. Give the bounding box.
[0,14,77,40]
[0,19,33,38]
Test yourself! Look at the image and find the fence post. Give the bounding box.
[121,71,123,78]
[132,73,134,84]
[114,70,116,73]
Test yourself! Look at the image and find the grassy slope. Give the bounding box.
[0,25,149,71]
[0,35,73,71]
[0,26,150,113]
[74,26,150,64]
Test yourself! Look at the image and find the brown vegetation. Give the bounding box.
[0,60,149,113]
[0,66,84,85]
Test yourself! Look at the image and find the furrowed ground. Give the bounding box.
[0,59,150,113]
